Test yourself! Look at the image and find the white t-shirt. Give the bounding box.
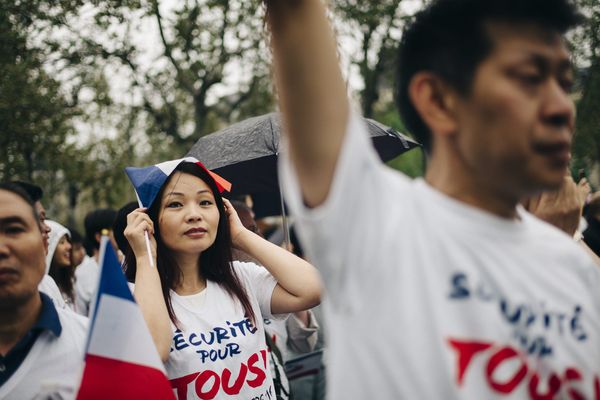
[166,261,284,400]
[0,305,88,399]
[279,112,600,399]
[38,274,67,310]
[74,256,99,316]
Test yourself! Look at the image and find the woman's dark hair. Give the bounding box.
[84,208,117,252]
[49,235,76,304]
[396,0,583,153]
[124,162,255,325]
[113,201,139,253]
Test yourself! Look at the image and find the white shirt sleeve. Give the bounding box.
[279,110,412,310]
[232,260,283,320]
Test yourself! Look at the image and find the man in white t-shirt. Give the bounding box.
[265,0,600,398]
[75,208,117,315]
[0,183,87,399]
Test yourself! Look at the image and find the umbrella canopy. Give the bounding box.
[187,112,420,217]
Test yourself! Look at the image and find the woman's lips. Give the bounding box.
[184,227,207,238]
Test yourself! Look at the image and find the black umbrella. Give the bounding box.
[187,112,419,218]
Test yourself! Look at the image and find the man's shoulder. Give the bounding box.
[56,307,89,336]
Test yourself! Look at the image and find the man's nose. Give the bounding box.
[185,204,203,222]
[541,79,575,132]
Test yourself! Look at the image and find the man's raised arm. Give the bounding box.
[266,0,349,207]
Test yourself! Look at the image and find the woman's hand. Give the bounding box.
[124,208,157,261]
[222,198,250,248]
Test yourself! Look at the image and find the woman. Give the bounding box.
[45,220,77,312]
[124,161,322,400]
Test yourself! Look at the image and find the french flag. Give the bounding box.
[125,157,231,208]
[76,237,175,399]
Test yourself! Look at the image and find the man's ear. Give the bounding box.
[408,72,458,138]
[95,232,102,245]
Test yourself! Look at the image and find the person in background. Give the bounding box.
[230,200,321,400]
[45,220,79,313]
[68,226,86,269]
[10,181,66,309]
[0,183,87,399]
[75,208,117,316]
[265,0,600,398]
[112,201,139,258]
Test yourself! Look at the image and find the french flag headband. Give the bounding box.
[124,157,232,209]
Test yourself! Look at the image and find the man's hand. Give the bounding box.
[524,176,586,236]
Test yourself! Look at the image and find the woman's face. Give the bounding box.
[53,235,72,268]
[158,172,221,256]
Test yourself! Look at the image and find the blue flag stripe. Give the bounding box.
[86,237,135,353]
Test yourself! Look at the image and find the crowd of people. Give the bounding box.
[2,0,600,399]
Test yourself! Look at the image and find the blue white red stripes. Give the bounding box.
[76,237,175,399]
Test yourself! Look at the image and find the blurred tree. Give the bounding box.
[1,0,276,224]
[572,0,600,184]
[333,1,426,177]
[0,0,93,225]
[51,0,274,155]
[334,1,404,118]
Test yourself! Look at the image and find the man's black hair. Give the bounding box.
[396,0,583,152]
[84,208,117,250]
[10,181,44,202]
[0,182,39,222]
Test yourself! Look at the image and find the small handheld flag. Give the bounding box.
[125,157,231,209]
[76,236,175,400]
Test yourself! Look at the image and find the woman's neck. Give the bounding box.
[173,252,206,295]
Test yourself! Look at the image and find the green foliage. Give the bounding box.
[3,0,600,227]
[0,1,87,225]
[334,0,404,118]
[571,0,600,183]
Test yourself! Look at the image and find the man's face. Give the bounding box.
[0,190,46,309]
[452,23,575,198]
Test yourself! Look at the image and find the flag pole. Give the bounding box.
[143,231,155,268]
[132,191,155,268]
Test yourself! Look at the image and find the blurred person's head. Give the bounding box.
[11,181,51,253]
[230,200,260,236]
[113,201,138,254]
[68,227,86,267]
[396,0,582,199]
[84,208,117,256]
[0,183,45,311]
[229,200,261,264]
